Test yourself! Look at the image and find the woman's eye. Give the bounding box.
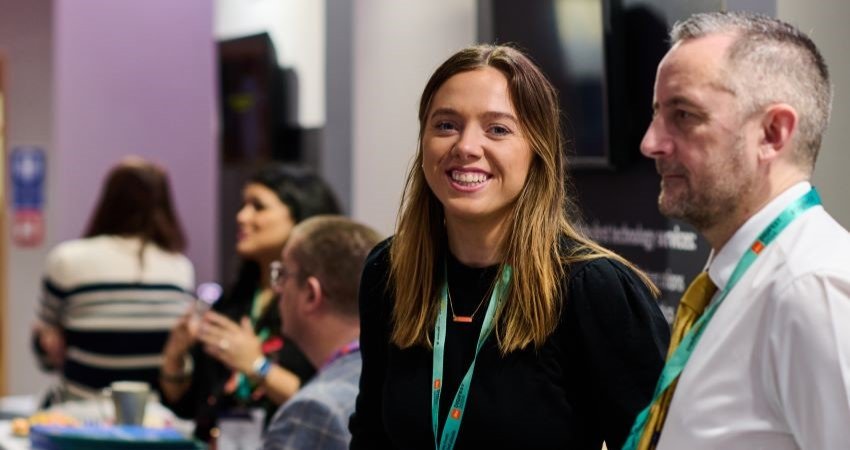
[489,125,511,136]
[435,121,456,132]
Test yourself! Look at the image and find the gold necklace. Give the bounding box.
[447,286,490,323]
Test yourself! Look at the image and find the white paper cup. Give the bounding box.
[108,381,150,425]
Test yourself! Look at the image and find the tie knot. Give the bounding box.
[680,271,717,315]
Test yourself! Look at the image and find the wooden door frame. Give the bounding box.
[0,52,8,395]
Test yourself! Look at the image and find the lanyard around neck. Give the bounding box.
[234,290,271,400]
[250,288,267,323]
[431,263,512,450]
[623,187,822,449]
[322,339,360,370]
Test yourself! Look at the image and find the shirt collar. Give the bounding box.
[707,181,812,290]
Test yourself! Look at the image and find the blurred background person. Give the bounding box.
[32,156,195,404]
[262,215,382,450]
[160,164,341,443]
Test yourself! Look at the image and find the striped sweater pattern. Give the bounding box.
[36,235,195,400]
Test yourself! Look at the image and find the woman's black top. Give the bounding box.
[163,285,315,441]
[350,239,670,450]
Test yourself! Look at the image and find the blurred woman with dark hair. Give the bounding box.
[160,164,341,443]
[33,156,195,403]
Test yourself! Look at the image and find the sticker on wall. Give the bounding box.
[10,146,46,247]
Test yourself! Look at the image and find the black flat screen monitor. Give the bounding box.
[219,32,283,164]
[478,0,630,169]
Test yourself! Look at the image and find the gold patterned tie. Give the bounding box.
[637,271,718,450]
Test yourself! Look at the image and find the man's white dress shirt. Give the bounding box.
[658,182,850,450]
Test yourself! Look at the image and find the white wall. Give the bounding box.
[350,0,477,235]
[216,0,326,128]
[778,0,850,228]
[216,0,475,229]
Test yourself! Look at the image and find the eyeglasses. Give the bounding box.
[270,261,297,291]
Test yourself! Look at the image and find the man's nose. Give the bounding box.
[640,117,673,159]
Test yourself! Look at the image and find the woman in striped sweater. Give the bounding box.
[33,156,195,403]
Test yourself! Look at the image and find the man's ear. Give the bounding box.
[758,103,798,162]
[303,276,323,312]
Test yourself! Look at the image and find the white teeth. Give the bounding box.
[451,171,488,184]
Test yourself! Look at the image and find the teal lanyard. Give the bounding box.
[235,290,268,400]
[432,263,512,450]
[623,188,821,449]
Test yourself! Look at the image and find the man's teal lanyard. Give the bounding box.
[623,187,822,450]
[431,263,512,450]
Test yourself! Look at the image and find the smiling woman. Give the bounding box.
[422,67,533,232]
[350,44,671,450]
[235,183,297,263]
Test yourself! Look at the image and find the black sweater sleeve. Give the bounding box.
[563,258,670,450]
[349,239,394,449]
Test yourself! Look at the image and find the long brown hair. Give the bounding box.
[390,44,657,353]
[84,156,186,252]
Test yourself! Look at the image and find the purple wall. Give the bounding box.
[53,0,218,283]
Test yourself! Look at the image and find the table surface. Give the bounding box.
[0,395,194,450]
[0,420,29,450]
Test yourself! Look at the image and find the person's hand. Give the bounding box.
[159,311,199,401]
[198,311,263,375]
[35,323,66,368]
[162,311,198,366]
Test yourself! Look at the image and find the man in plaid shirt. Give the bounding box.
[263,216,382,450]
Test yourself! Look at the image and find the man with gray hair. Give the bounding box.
[624,10,850,450]
[263,216,382,450]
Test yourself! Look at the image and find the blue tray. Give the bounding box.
[30,424,204,450]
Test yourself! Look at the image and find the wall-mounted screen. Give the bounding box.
[478,0,629,169]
